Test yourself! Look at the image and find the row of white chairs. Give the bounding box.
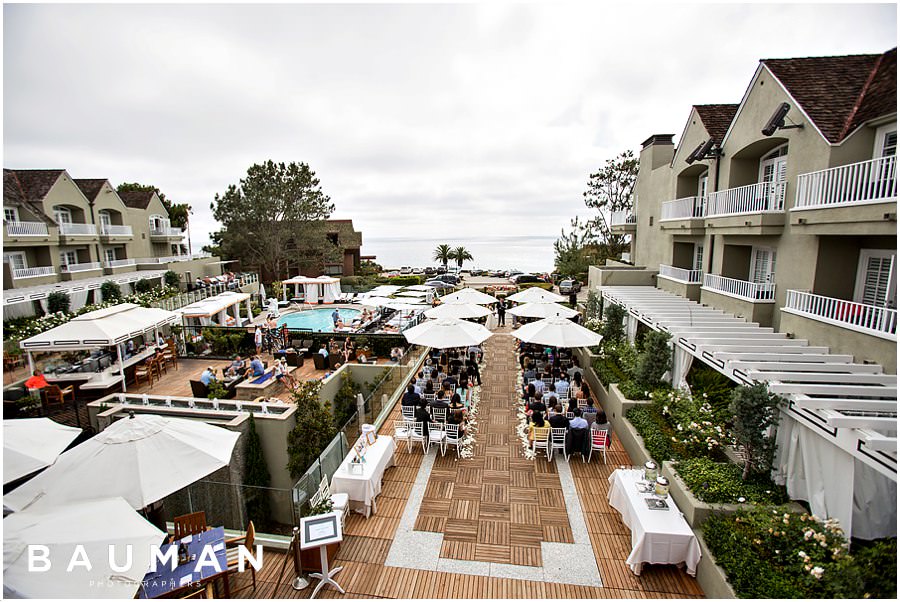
[310,475,350,526]
[401,404,451,423]
[531,426,610,463]
[393,420,462,457]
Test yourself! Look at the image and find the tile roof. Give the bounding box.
[326,219,362,249]
[118,189,155,209]
[5,169,65,202]
[73,179,108,201]
[762,48,896,143]
[694,104,738,144]
[3,170,58,225]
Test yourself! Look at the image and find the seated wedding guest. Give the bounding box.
[554,374,569,398]
[402,384,422,408]
[591,409,611,432]
[548,404,569,430]
[569,408,588,430]
[528,411,546,442]
[529,395,547,417]
[523,382,536,403]
[448,394,467,436]
[567,358,583,379]
[542,383,557,402]
[530,375,545,395]
[414,404,433,437]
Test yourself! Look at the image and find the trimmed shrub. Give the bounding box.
[600,302,626,346]
[387,275,423,286]
[518,282,553,290]
[47,291,70,314]
[164,270,181,288]
[100,281,122,301]
[674,457,787,504]
[630,330,671,391]
[134,278,153,293]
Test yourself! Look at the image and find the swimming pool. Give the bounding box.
[278,308,362,332]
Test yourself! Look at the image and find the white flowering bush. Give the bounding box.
[458,384,481,459]
[654,388,731,455]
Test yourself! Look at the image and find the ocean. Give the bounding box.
[362,235,558,274]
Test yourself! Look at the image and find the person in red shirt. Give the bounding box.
[24,370,49,390]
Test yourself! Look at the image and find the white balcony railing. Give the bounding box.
[12,266,55,279]
[150,226,184,237]
[135,253,210,265]
[794,156,897,210]
[659,264,703,283]
[706,181,787,217]
[785,290,897,339]
[105,258,136,268]
[58,222,97,236]
[610,210,637,226]
[99,224,133,237]
[703,273,776,302]
[660,196,706,221]
[61,262,102,273]
[5,221,49,237]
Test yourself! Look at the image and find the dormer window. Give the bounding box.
[53,206,72,225]
[4,207,18,223]
[149,214,167,230]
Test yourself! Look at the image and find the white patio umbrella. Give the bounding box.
[5,414,241,512]
[395,290,428,297]
[425,303,492,320]
[507,302,579,319]
[440,288,499,305]
[403,318,493,349]
[358,296,397,307]
[507,287,566,304]
[3,497,165,599]
[403,285,433,291]
[511,315,602,348]
[4,418,81,484]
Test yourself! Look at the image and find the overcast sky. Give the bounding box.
[4,3,896,264]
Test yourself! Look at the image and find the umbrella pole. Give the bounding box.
[27,351,34,374]
[117,345,126,393]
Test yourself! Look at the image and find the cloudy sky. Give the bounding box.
[4,3,896,270]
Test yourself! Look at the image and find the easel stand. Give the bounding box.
[308,545,344,598]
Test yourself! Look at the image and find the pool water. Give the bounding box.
[278,308,362,332]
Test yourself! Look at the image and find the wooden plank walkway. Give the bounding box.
[230,326,705,599]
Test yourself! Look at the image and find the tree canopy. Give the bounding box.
[433,244,452,268]
[210,161,336,281]
[117,182,191,230]
[449,246,473,268]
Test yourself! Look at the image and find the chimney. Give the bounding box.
[640,134,675,170]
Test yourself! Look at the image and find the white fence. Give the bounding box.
[12,266,55,279]
[706,181,786,216]
[660,196,705,220]
[658,264,703,283]
[58,223,97,236]
[795,156,896,209]
[150,226,184,237]
[100,224,133,236]
[610,210,637,226]
[785,290,897,339]
[6,221,49,237]
[703,273,775,301]
[105,258,137,268]
[61,262,102,273]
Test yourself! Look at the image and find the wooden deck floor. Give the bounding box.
[229,326,705,599]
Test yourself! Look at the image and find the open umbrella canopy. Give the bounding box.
[5,414,241,512]
[4,497,166,599]
[424,303,491,320]
[506,287,566,304]
[395,290,429,297]
[4,418,81,484]
[358,296,398,308]
[440,288,499,305]
[403,318,493,349]
[365,285,402,296]
[507,302,579,319]
[511,315,602,348]
[403,285,434,291]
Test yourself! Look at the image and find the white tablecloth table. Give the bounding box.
[330,435,396,518]
[607,468,701,576]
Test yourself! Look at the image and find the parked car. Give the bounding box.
[425,279,451,288]
[411,267,424,274]
[469,268,483,276]
[436,274,460,285]
[511,274,545,284]
[558,279,582,294]
[436,266,447,274]
[424,267,435,275]
[399,266,412,274]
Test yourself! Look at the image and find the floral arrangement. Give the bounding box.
[513,354,536,459]
[654,388,731,455]
[457,384,480,459]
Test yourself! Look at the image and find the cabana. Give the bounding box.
[282,275,342,304]
[18,303,179,393]
[177,291,253,328]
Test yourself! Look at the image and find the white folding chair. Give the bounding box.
[393,419,413,448]
[401,405,416,421]
[423,393,436,404]
[576,397,588,410]
[532,427,551,461]
[428,422,447,455]
[409,421,428,454]
[431,406,447,423]
[588,428,610,464]
[565,411,575,420]
[444,423,461,458]
[541,377,553,388]
[550,427,568,462]
[317,476,349,527]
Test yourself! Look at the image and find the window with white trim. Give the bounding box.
[693,245,704,272]
[697,173,708,199]
[750,247,776,284]
[874,124,897,158]
[99,211,112,228]
[854,250,896,308]
[104,248,117,264]
[53,206,72,225]
[4,252,26,271]
[4,207,18,223]
[149,214,167,230]
[59,250,78,267]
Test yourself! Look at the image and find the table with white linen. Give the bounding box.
[607,468,701,576]
[330,435,396,518]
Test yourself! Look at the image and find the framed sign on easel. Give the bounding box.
[299,512,344,599]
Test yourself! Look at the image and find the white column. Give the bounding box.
[117,345,126,393]
[626,315,638,344]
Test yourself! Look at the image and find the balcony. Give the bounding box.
[784,290,896,341]
[135,253,211,265]
[610,210,637,234]
[60,262,102,273]
[5,221,50,237]
[702,273,775,302]
[12,266,56,279]
[150,226,184,240]
[658,264,703,284]
[791,157,897,234]
[660,196,706,220]
[704,181,786,233]
[99,224,133,238]
[104,258,137,269]
[58,222,98,236]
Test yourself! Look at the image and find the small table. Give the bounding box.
[330,435,396,517]
[607,469,701,576]
[139,527,230,598]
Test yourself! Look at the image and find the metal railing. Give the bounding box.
[610,210,637,226]
[658,264,703,283]
[660,195,706,220]
[61,261,102,273]
[703,273,776,301]
[5,221,49,236]
[99,224,133,236]
[795,156,897,209]
[12,266,56,279]
[150,277,257,313]
[150,226,184,237]
[135,253,211,264]
[58,222,97,236]
[785,290,897,339]
[105,258,137,268]
[706,181,787,216]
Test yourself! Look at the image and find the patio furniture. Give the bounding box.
[393,419,413,449]
[163,341,178,370]
[3,418,81,484]
[189,379,209,398]
[550,427,567,461]
[313,354,327,370]
[141,526,230,599]
[408,421,428,454]
[134,361,153,388]
[328,354,342,370]
[330,435,397,517]
[42,384,75,416]
[444,423,462,457]
[532,426,551,460]
[588,429,610,463]
[312,476,349,527]
[173,510,209,540]
[428,422,447,455]
[430,406,447,423]
[223,522,256,595]
[400,405,416,421]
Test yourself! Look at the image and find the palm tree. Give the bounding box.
[433,244,452,268]
[450,246,474,269]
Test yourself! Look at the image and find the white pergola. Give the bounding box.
[282,275,342,304]
[601,285,896,538]
[178,291,253,327]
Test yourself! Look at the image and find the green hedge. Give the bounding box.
[518,282,553,291]
[387,275,423,286]
[625,405,675,464]
[674,457,788,505]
